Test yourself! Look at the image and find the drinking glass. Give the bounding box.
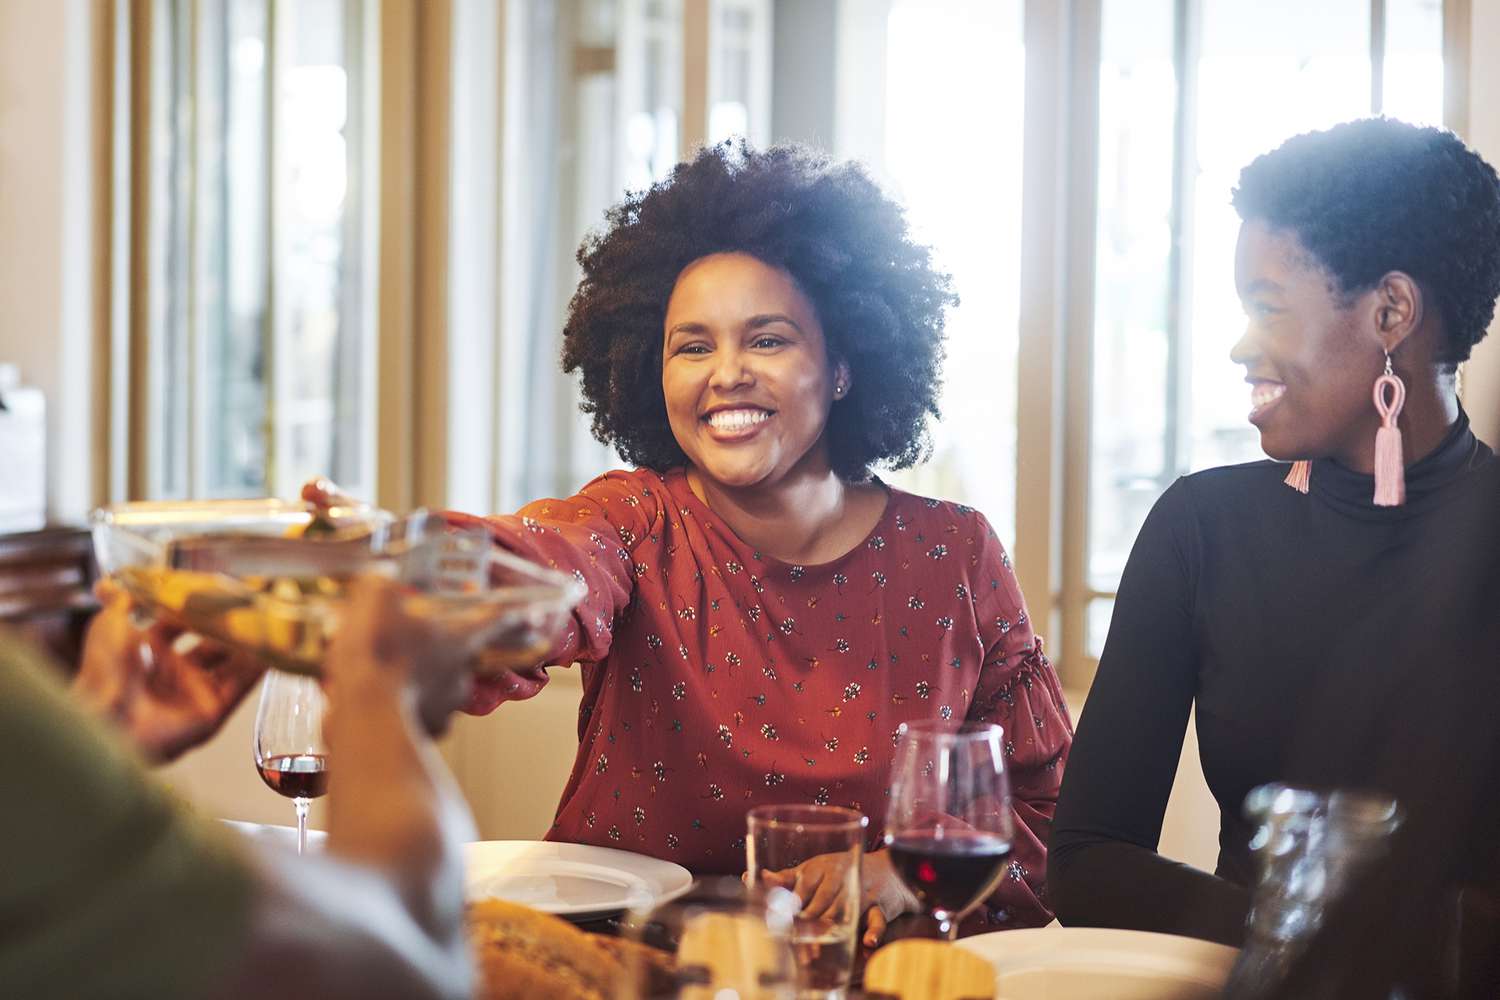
[619,877,799,1000]
[746,805,868,1000]
[884,721,1014,940]
[252,669,329,853]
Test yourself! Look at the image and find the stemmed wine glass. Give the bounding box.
[252,669,329,854]
[884,721,1014,940]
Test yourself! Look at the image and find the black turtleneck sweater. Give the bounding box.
[1050,412,1500,954]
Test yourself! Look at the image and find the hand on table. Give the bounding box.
[72,579,267,763]
[758,848,921,949]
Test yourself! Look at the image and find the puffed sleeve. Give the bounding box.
[442,470,663,714]
[964,514,1073,930]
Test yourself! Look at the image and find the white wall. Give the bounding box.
[0,0,98,523]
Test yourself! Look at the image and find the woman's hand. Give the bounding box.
[72,579,267,763]
[758,848,921,949]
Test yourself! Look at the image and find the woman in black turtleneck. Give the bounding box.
[1050,117,1500,985]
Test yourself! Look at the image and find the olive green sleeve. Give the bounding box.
[0,634,254,1000]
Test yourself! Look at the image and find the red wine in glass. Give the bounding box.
[884,720,1015,939]
[257,753,330,800]
[253,670,329,854]
[887,830,1012,917]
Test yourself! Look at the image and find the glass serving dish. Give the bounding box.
[91,499,585,678]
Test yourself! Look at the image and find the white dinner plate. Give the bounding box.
[463,840,694,921]
[957,926,1239,1000]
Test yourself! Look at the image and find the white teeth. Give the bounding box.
[1251,383,1286,411]
[707,409,770,432]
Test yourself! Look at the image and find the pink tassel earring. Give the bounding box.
[1283,460,1311,494]
[1372,353,1406,506]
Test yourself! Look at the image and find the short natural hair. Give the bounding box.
[1233,117,1500,364]
[561,141,956,480]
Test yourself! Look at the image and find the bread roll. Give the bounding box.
[468,899,675,1000]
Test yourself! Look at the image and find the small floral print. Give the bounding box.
[867,710,878,721]
[608,825,621,841]
[790,565,805,581]
[928,544,949,559]
[940,705,954,719]
[647,634,663,649]
[752,577,765,594]
[843,682,862,702]
[835,638,850,653]
[671,682,686,701]
[814,787,831,805]
[908,595,925,610]
[666,833,680,848]
[936,616,954,631]
[761,723,779,741]
[679,644,689,660]
[868,535,886,550]
[833,572,848,588]
[678,606,696,621]
[916,680,932,699]
[1008,860,1026,882]
[629,670,643,693]
[672,719,684,733]
[596,755,609,774]
[891,728,903,746]
[853,747,870,765]
[585,811,597,828]
[726,652,741,668]
[867,658,879,671]
[779,618,797,635]
[653,761,669,781]
[747,606,761,622]
[726,560,742,574]
[895,514,909,531]
[718,725,733,747]
[950,657,963,669]
[955,584,969,600]
[634,806,646,825]
[997,617,1012,634]
[751,694,767,706]
[707,784,725,801]
[872,571,887,588]
[765,771,786,787]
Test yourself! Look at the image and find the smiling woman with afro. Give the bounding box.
[430,139,1071,943]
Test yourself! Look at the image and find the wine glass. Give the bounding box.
[884,721,1014,940]
[252,669,329,854]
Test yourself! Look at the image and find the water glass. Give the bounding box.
[746,805,869,1000]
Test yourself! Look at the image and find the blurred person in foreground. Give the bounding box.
[0,576,478,1000]
[1050,116,1500,991]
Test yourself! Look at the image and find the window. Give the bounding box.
[131,0,372,502]
[881,0,1027,549]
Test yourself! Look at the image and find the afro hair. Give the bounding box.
[560,141,956,481]
[1233,117,1500,365]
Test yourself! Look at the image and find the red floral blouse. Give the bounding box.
[445,467,1073,929]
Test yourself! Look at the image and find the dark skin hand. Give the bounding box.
[72,579,267,763]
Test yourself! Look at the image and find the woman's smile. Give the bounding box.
[1246,377,1287,424]
[702,405,775,441]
